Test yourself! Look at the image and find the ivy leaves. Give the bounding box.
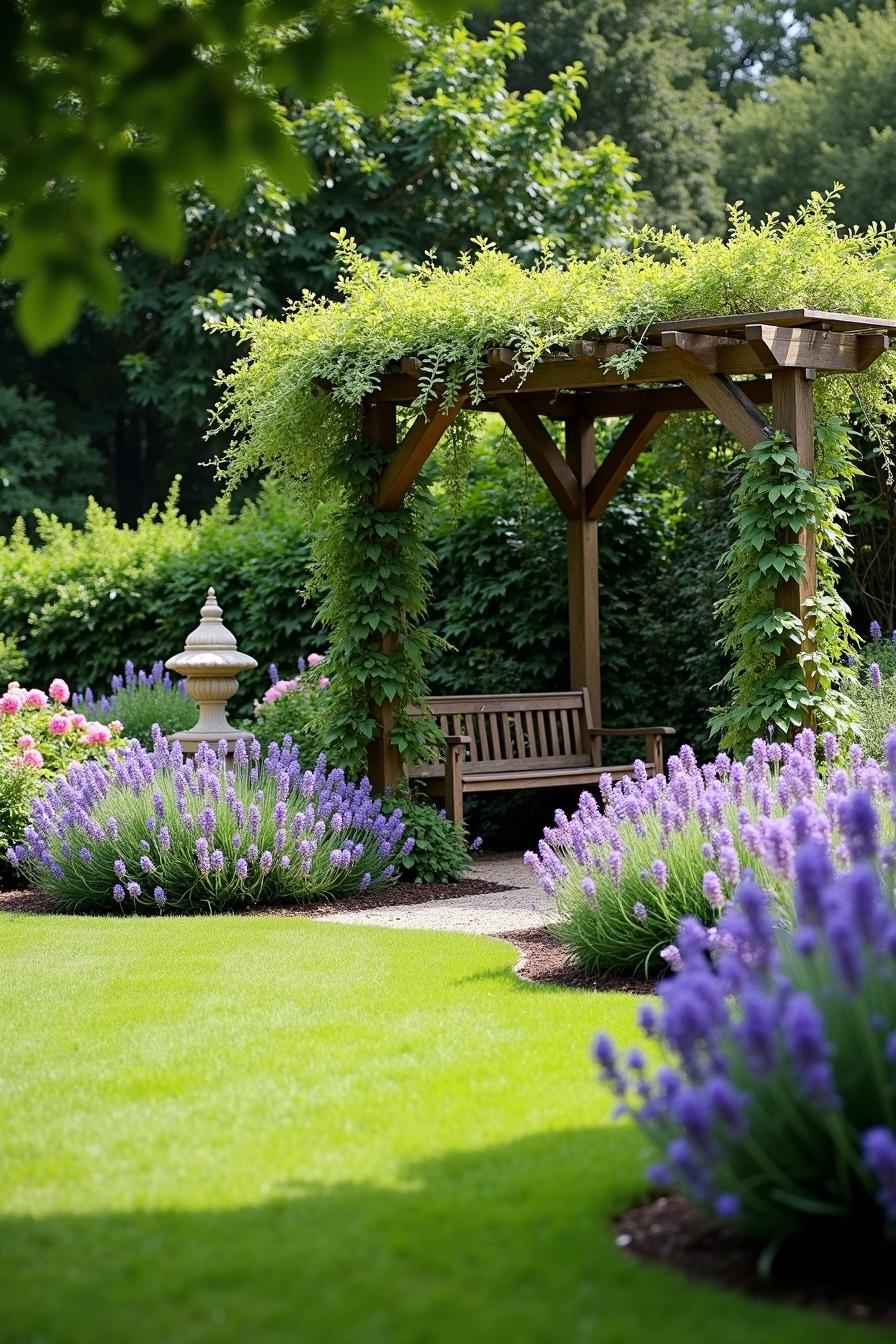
[712,424,860,748]
[308,438,443,771]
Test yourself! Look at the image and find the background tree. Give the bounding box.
[0,0,466,351]
[0,11,637,520]
[720,3,896,227]
[471,0,726,234]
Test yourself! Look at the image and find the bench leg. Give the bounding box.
[645,732,664,776]
[445,743,464,825]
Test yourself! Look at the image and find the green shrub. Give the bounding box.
[14,737,412,914]
[0,479,318,713]
[380,791,474,884]
[0,632,26,687]
[851,671,896,762]
[0,761,39,887]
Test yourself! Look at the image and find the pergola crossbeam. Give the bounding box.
[375,395,465,509]
[585,406,669,522]
[493,395,582,518]
[661,333,773,449]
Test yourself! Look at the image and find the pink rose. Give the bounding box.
[307,653,324,667]
[318,676,330,689]
[48,714,70,735]
[21,748,44,768]
[70,713,87,729]
[48,678,70,703]
[109,720,123,732]
[16,734,35,749]
[24,689,48,709]
[0,689,25,714]
[263,686,281,704]
[84,723,112,745]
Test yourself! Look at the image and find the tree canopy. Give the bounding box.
[0,11,638,520]
[0,0,456,352]
[721,3,896,228]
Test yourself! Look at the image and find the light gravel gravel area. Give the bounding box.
[316,852,555,935]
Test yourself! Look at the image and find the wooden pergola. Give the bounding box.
[350,308,896,795]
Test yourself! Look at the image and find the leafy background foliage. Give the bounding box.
[0,0,465,352]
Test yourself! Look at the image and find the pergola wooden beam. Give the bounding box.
[517,377,774,421]
[375,395,465,509]
[493,395,582,517]
[585,406,669,522]
[371,331,879,403]
[745,323,889,372]
[661,333,773,449]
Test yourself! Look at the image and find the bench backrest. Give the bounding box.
[411,691,596,776]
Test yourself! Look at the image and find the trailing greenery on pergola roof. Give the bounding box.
[216,194,896,491]
[215,193,896,794]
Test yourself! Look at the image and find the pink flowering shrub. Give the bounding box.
[526,731,896,978]
[254,654,332,759]
[0,680,126,878]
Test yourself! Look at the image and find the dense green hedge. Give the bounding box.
[0,481,317,713]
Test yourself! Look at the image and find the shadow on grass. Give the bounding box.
[0,1128,661,1344]
[0,1126,838,1344]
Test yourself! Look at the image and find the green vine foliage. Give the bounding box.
[711,419,860,752]
[308,438,443,771]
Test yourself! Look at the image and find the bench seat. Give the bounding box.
[407,690,674,823]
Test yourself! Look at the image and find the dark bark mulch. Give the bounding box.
[506,926,657,994]
[616,1194,896,1327]
[0,879,511,919]
[244,878,511,918]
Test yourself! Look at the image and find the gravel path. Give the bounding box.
[317,852,553,935]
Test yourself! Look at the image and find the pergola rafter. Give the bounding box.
[349,309,895,793]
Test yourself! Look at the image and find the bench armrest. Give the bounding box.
[443,734,471,746]
[589,725,676,737]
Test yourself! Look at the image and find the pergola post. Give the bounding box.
[771,368,817,675]
[565,409,601,733]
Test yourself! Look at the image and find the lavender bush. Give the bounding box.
[9,731,411,913]
[74,660,197,745]
[594,728,896,1253]
[526,733,895,977]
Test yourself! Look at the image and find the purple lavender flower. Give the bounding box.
[113,884,125,904]
[839,792,879,861]
[702,871,724,911]
[782,993,838,1108]
[651,859,668,889]
[126,881,141,899]
[870,661,882,691]
[153,886,166,908]
[864,1128,896,1220]
[660,944,682,973]
[235,858,248,881]
[632,901,647,923]
[870,620,882,642]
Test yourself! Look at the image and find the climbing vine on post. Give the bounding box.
[308,435,444,773]
[711,418,860,752]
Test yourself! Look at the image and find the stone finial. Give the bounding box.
[165,587,257,755]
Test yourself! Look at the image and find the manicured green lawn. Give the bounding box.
[0,915,867,1344]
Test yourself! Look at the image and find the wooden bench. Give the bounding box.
[407,690,674,823]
